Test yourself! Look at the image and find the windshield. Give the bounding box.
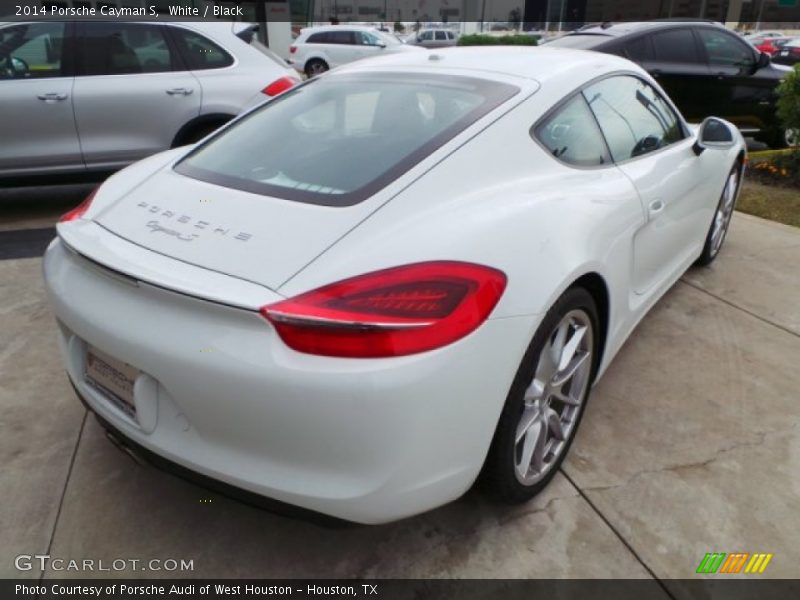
[175,73,519,207]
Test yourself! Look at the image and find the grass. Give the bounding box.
[736,180,800,228]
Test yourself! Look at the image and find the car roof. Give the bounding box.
[562,19,726,39]
[300,25,383,34]
[335,46,640,85]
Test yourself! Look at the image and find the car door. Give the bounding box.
[354,30,386,60]
[325,30,359,67]
[639,27,711,123]
[585,74,711,295]
[0,22,82,177]
[71,22,201,170]
[694,27,773,135]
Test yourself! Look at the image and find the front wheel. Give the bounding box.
[482,287,598,503]
[696,163,740,266]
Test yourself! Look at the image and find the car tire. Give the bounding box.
[305,59,329,77]
[182,122,226,145]
[696,162,741,266]
[762,127,798,149]
[481,287,599,504]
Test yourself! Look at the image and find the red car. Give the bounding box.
[754,36,793,56]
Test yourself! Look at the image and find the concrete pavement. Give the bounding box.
[1,204,798,584]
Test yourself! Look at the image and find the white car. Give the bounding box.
[0,21,299,178]
[44,47,745,524]
[288,25,423,77]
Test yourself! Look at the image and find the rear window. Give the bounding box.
[175,73,519,207]
[547,34,611,50]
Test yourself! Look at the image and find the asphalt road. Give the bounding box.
[0,182,96,259]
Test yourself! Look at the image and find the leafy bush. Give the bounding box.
[457,34,538,46]
[776,64,800,150]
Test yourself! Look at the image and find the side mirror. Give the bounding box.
[692,117,736,156]
[756,51,771,69]
[377,42,387,48]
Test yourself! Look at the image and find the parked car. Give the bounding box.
[548,21,792,147]
[289,25,423,77]
[0,21,299,179]
[410,28,459,48]
[773,37,800,66]
[742,30,784,41]
[753,36,793,56]
[46,47,745,524]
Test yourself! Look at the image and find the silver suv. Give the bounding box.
[1,21,298,178]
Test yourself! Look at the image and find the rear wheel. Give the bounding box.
[482,287,598,503]
[305,59,329,77]
[786,128,800,148]
[182,122,226,145]
[696,163,740,266]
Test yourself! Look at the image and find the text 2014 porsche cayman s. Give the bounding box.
[44,48,745,523]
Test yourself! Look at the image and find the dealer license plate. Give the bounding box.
[85,346,138,418]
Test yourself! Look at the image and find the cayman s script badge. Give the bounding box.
[137,202,253,243]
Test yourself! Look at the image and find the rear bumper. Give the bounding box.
[44,237,537,523]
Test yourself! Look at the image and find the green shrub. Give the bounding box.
[776,64,800,150]
[457,34,538,46]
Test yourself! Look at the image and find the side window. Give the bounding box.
[435,31,447,41]
[306,32,328,44]
[626,36,653,62]
[420,31,433,41]
[171,28,234,70]
[80,23,174,75]
[651,29,700,64]
[533,94,610,167]
[584,75,685,162]
[328,31,356,45]
[0,23,65,80]
[697,29,756,69]
[358,31,381,46]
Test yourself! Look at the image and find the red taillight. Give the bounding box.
[59,188,98,222]
[262,76,298,97]
[261,261,507,358]
[289,45,297,54]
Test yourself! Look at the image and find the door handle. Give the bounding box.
[37,92,68,102]
[166,88,194,96]
[648,199,665,219]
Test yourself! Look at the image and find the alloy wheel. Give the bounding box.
[786,128,799,148]
[709,170,738,257]
[514,309,594,485]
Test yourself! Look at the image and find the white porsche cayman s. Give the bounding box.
[44,47,745,524]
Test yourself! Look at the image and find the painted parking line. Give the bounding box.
[0,227,55,260]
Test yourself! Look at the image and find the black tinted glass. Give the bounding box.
[652,29,699,63]
[697,29,755,68]
[328,31,355,45]
[80,23,174,75]
[626,36,653,61]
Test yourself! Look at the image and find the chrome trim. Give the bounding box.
[265,310,433,330]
